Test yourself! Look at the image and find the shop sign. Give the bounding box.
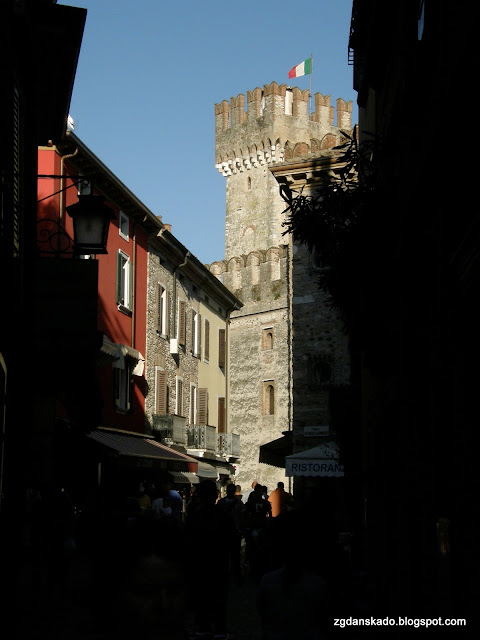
[304,425,329,437]
[285,459,344,477]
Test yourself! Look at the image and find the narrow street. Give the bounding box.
[13,540,263,640]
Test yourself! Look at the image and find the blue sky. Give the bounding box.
[61,0,357,265]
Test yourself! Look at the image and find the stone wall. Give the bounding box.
[145,249,198,431]
[291,242,351,453]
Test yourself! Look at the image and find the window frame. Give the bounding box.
[218,328,226,368]
[191,310,201,358]
[156,283,169,337]
[262,327,274,350]
[262,380,275,416]
[119,211,129,241]
[114,361,133,413]
[175,376,184,417]
[154,367,168,415]
[116,249,133,313]
[204,318,210,362]
[190,382,197,425]
[177,299,186,346]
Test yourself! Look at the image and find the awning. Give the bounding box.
[259,432,293,468]
[86,429,198,472]
[111,343,145,376]
[169,471,199,485]
[196,460,219,479]
[216,464,235,477]
[285,442,344,477]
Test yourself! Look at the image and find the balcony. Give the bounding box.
[217,432,240,458]
[152,414,186,446]
[187,424,217,453]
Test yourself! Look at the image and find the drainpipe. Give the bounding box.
[131,223,136,347]
[59,147,78,228]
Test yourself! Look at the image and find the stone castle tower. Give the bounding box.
[208,81,353,491]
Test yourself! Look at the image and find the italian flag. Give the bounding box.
[288,57,312,79]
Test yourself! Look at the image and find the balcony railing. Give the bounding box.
[152,414,186,446]
[217,433,240,458]
[187,424,217,453]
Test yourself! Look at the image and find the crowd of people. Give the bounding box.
[16,477,355,639]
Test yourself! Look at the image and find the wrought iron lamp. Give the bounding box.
[66,194,115,255]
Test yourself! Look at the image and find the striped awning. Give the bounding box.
[86,429,198,472]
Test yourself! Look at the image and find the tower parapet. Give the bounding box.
[215,81,353,176]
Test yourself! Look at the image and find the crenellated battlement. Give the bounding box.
[206,245,288,301]
[215,81,353,175]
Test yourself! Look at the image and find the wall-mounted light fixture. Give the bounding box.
[66,194,115,255]
[37,174,114,256]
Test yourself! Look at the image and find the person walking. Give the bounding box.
[217,483,246,585]
[241,480,258,504]
[268,481,293,518]
[244,483,271,581]
[185,480,236,638]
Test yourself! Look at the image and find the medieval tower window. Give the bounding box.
[262,381,275,415]
[248,176,252,190]
[308,354,333,388]
[262,328,274,350]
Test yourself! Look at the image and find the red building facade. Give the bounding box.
[38,135,148,434]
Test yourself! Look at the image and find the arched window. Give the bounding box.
[267,384,274,415]
[262,327,274,350]
[263,381,275,415]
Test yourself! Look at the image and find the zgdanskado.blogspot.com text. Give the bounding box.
[334,617,466,629]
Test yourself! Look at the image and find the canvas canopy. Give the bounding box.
[285,442,344,477]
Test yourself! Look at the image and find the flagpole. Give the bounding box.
[309,53,313,116]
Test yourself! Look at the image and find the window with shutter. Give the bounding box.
[218,329,226,368]
[156,284,168,336]
[218,397,226,433]
[178,300,186,345]
[191,311,202,358]
[197,313,201,358]
[176,377,184,416]
[190,383,197,424]
[166,293,171,337]
[155,368,167,415]
[204,319,210,361]
[198,388,208,425]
